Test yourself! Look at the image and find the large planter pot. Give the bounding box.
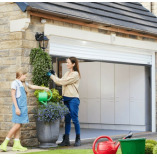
[36,120,60,148]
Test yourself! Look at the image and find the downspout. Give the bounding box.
[151,2,153,13]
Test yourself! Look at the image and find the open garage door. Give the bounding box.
[49,36,152,66]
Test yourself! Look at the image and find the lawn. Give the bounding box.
[25,148,122,154]
[25,149,93,154]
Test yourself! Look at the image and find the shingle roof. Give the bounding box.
[16,2,157,35]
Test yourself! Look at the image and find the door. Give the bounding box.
[130,65,145,125]
[87,62,101,123]
[101,63,115,124]
[78,62,88,123]
[115,64,130,124]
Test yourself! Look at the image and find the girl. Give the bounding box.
[47,57,81,147]
[0,68,49,152]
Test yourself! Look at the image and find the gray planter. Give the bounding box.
[36,120,60,148]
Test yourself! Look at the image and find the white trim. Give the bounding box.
[45,24,157,51]
[151,52,156,132]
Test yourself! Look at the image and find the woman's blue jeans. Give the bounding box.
[64,97,80,135]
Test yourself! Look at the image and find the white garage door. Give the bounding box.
[49,36,152,65]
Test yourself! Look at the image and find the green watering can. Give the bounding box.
[38,90,52,106]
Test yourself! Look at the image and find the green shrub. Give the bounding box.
[145,143,154,154]
[146,139,157,145]
[153,145,157,154]
[30,48,52,86]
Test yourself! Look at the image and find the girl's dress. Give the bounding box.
[12,80,29,124]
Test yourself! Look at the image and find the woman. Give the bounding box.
[47,57,81,146]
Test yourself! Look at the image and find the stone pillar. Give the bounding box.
[152,3,157,16]
[20,16,43,146]
[0,2,39,146]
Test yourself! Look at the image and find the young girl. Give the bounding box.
[0,68,49,152]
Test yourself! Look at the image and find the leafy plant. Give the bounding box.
[29,48,52,86]
[34,86,62,104]
[145,139,157,154]
[145,143,154,154]
[146,139,157,145]
[153,144,157,154]
[33,102,70,123]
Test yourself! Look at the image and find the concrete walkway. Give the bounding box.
[57,127,142,143]
[0,128,156,154]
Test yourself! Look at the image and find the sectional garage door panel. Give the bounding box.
[101,63,115,124]
[130,65,145,100]
[130,101,145,125]
[87,62,101,99]
[101,99,115,124]
[130,65,146,125]
[87,99,101,123]
[115,64,130,124]
[50,36,152,65]
[101,63,114,99]
[78,99,88,123]
[78,63,88,99]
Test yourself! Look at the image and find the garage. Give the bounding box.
[48,34,154,132]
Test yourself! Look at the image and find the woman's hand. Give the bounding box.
[16,107,21,116]
[50,70,55,75]
[46,69,55,77]
[46,71,52,77]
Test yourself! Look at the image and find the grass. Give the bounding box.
[24,148,122,154]
[116,148,122,154]
[25,149,93,154]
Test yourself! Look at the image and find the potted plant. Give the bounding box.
[33,88,69,148]
[29,48,69,148]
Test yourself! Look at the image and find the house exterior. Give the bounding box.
[1,2,157,146]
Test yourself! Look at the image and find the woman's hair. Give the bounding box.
[16,67,28,94]
[68,57,81,78]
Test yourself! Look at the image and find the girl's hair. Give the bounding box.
[16,67,28,94]
[68,57,81,78]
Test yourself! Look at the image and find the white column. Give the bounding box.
[151,52,156,132]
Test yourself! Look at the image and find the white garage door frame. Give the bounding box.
[45,24,156,132]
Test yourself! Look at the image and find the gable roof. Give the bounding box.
[16,2,157,35]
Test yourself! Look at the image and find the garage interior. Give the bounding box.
[51,56,152,132]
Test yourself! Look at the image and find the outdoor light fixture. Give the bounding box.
[41,18,47,24]
[35,32,49,51]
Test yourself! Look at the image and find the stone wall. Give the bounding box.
[0,2,157,147]
[0,2,40,146]
[0,2,29,146]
